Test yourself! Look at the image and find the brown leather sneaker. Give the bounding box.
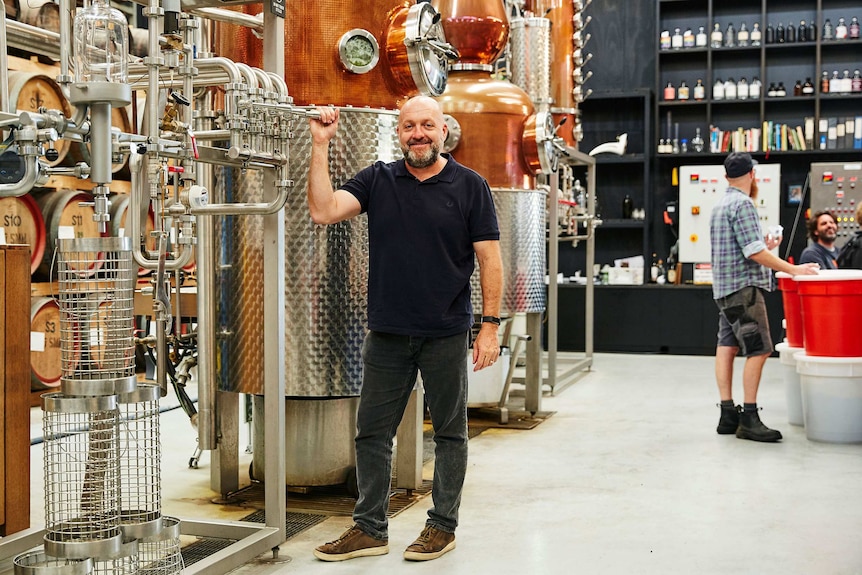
[403,526,456,561]
[313,526,389,562]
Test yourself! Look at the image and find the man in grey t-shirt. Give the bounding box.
[799,211,839,269]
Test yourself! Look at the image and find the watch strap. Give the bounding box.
[481,315,501,325]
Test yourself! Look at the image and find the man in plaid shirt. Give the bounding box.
[710,152,819,442]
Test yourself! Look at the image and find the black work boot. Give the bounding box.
[736,408,782,442]
[716,403,740,435]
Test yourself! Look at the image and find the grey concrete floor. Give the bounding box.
[25,352,862,574]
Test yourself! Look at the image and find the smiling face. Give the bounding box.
[814,213,838,244]
[397,96,448,170]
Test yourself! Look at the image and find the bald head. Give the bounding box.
[397,96,448,170]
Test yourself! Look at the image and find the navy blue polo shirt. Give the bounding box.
[340,154,500,337]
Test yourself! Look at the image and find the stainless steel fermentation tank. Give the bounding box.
[215,110,401,486]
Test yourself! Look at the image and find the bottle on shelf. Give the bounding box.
[853,70,862,93]
[696,26,708,47]
[786,22,796,43]
[724,22,736,47]
[693,78,706,101]
[664,81,676,100]
[776,22,785,43]
[660,30,671,50]
[713,78,725,100]
[808,21,817,41]
[829,70,840,93]
[842,70,852,93]
[802,77,815,95]
[710,22,723,48]
[677,80,689,100]
[680,139,688,154]
[821,70,830,93]
[737,22,749,46]
[776,82,787,97]
[793,80,803,97]
[749,76,762,99]
[823,18,834,41]
[672,138,680,154]
[656,260,666,284]
[767,82,777,97]
[671,27,683,49]
[683,28,695,48]
[851,17,860,40]
[751,22,762,46]
[737,77,748,100]
[650,253,659,283]
[691,128,705,153]
[836,17,848,40]
[765,23,775,44]
[799,20,809,42]
[622,195,634,219]
[724,77,737,100]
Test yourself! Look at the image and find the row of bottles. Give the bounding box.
[657,128,705,155]
[660,17,860,50]
[664,72,861,102]
[821,70,862,94]
[663,79,708,101]
[711,77,762,101]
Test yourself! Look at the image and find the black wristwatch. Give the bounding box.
[481,315,501,326]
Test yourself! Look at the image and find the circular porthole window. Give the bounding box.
[338,29,380,74]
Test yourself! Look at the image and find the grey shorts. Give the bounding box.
[715,286,773,357]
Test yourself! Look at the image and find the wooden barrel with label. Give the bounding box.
[30,296,62,390]
[7,72,74,167]
[33,189,102,280]
[0,194,46,275]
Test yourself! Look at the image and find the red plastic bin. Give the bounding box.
[776,272,804,348]
[794,270,862,357]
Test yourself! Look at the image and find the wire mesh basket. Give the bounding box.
[117,383,162,539]
[92,540,139,575]
[42,393,123,560]
[13,551,93,575]
[138,516,184,575]
[56,237,136,397]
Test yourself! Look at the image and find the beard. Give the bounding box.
[403,139,440,169]
[749,177,758,201]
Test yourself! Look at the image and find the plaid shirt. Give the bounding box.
[710,187,773,299]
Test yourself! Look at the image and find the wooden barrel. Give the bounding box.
[108,193,155,275]
[17,0,58,32]
[7,72,74,167]
[33,189,102,280]
[30,296,62,390]
[0,194,46,275]
[4,0,20,21]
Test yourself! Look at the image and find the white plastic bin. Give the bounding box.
[795,354,862,443]
[775,341,804,426]
[467,348,510,407]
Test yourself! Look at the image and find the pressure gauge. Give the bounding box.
[404,3,450,96]
[338,29,380,74]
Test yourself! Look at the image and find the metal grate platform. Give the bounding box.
[239,510,328,538]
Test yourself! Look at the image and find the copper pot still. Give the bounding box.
[211,1,449,109]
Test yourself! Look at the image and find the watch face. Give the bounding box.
[338,29,380,74]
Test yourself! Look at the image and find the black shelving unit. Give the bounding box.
[559,89,653,278]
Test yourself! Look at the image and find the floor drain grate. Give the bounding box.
[180,537,237,567]
[239,510,328,538]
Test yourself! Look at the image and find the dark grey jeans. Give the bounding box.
[353,330,469,540]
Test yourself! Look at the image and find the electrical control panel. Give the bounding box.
[809,162,862,249]
[678,164,781,264]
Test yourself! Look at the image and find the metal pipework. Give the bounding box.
[0,123,47,197]
[189,6,263,33]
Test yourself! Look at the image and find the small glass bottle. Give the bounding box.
[835,17,848,40]
[660,30,671,50]
[802,77,815,95]
[851,16,861,40]
[776,22,785,43]
[766,23,775,44]
[830,70,840,93]
[678,80,690,100]
[680,139,688,154]
[776,82,787,97]
[696,26,708,47]
[664,81,676,100]
[793,80,803,96]
[737,77,748,100]
[767,82,778,97]
[737,22,749,46]
[691,128,705,153]
[711,22,723,48]
[808,21,817,41]
[786,22,796,43]
[798,20,809,42]
[672,27,684,49]
[693,78,706,100]
[749,76,762,99]
[853,70,862,93]
[751,22,762,46]
[713,77,725,100]
[821,70,830,93]
[683,28,695,48]
[724,77,737,100]
[724,22,736,47]
[622,195,634,219]
[823,18,834,40]
[842,70,852,93]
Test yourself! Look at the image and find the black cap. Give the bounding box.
[724,152,758,178]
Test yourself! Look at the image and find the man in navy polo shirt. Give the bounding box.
[307,96,503,562]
